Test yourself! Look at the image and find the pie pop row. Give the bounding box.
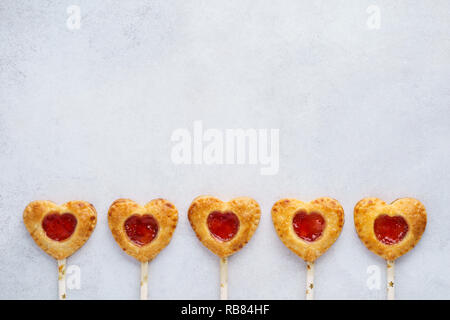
[23,196,427,300]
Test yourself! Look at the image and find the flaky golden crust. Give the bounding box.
[23,200,97,260]
[188,196,261,258]
[271,197,344,262]
[108,198,178,262]
[354,197,427,261]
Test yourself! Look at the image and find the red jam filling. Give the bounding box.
[42,212,77,241]
[207,211,240,242]
[292,210,325,242]
[124,215,159,246]
[374,214,408,245]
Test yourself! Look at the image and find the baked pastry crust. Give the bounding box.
[272,197,344,262]
[188,196,261,258]
[23,200,97,260]
[108,198,178,262]
[354,197,427,260]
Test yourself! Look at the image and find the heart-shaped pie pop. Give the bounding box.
[272,197,344,262]
[354,198,427,261]
[23,200,97,260]
[188,196,261,258]
[108,198,178,262]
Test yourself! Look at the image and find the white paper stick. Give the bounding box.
[140,261,148,300]
[220,257,228,300]
[306,261,314,300]
[57,259,67,300]
[387,260,395,300]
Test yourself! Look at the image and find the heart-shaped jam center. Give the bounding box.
[207,211,240,242]
[292,210,326,242]
[374,214,409,245]
[42,212,77,241]
[124,214,159,246]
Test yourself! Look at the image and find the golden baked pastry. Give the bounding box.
[188,196,261,258]
[23,200,97,260]
[108,198,178,262]
[272,197,344,262]
[354,197,427,260]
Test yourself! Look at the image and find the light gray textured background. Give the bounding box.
[1,1,449,300]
